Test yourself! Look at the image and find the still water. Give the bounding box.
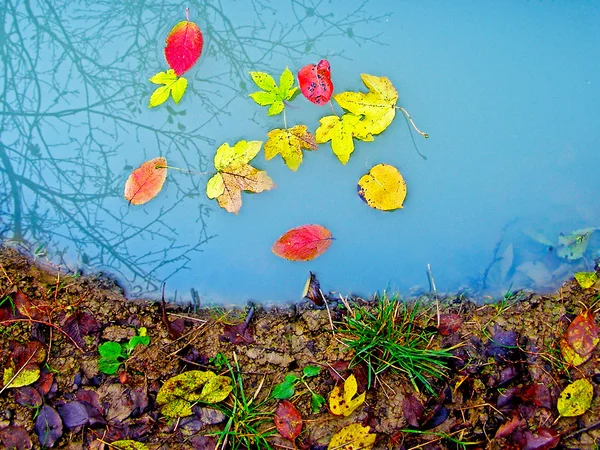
[1,1,599,305]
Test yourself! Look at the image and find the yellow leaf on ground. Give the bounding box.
[264,125,318,171]
[557,379,593,417]
[334,74,398,140]
[316,114,366,164]
[574,272,598,289]
[3,364,40,389]
[560,338,590,367]
[206,140,274,214]
[328,374,365,416]
[357,164,407,211]
[327,423,376,450]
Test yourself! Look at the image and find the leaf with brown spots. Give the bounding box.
[274,400,303,440]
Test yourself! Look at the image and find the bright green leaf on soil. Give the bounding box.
[206,140,274,214]
[98,357,122,375]
[264,125,317,171]
[303,366,321,378]
[123,335,150,354]
[148,69,188,108]
[3,364,40,389]
[557,228,597,260]
[311,393,326,413]
[328,374,365,417]
[557,379,593,417]
[272,374,300,399]
[110,440,149,450]
[99,341,124,359]
[249,67,298,116]
[315,113,367,164]
[327,423,376,450]
[574,272,598,289]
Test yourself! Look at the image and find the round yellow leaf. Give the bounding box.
[557,378,593,417]
[357,164,406,211]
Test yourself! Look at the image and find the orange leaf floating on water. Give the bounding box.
[164,10,204,76]
[124,157,167,205]
[272,225,333,261]
[298,60,333,105]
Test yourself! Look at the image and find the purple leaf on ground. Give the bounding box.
[523,428,560,450]
[61,312,99,348]
[189,435,218,449]
[0,426,32,449]
[58,401,89,428]
[402,394,424,427]
[35,405,63,447]
[220,307,255,345]
[486,326,519,361]
[421,406,449,430]
[15,386,42,407]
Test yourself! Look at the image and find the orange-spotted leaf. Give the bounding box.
[164,13,203,76]
[274,400,303,440]
[272,225,333,261]
[124,158,167,205]
[298,60,333,105]
[328,374,365,417]
[565,310,599,357]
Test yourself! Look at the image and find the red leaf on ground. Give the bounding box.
[517,383,552,409]
[35,371,54,395]
[124,157,168,205]
[298,60,333,105]
[437,313,462,336]
[272,224,333,261]
[402,394,424,427]
[61,312,99,348]
[523,428,559,450]
[164,15,203,76]
[14,291,49,320]
[11,340,46,367]
[565,310,598,357]
[495,414,526,438]
[274,400,303,440]
[0,426,32,450]
[219,307,255,345]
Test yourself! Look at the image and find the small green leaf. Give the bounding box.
[557,379,593,417]
[267,101,285,116]
[98,357,121,375]
[124,335,150,354]
[311,393,326,413]
[249,91,277,106]
[284,374,300,383]
[303,366,321,378]
[148,69,188,108]
[574,272,598,289]
[248,68,298,116]
[99,341,124,359]
[272,380,295,399]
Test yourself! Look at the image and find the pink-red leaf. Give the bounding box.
[437,313,463,336]
[274,400,302,440]
[164,18,204,76]
[298,59,333,105]
[124,157,167,205]
[272,224,333,261]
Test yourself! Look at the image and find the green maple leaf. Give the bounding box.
[148,69,188,108]
[248,67,298,116]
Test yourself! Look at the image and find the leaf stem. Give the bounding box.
[283,108,288,129]
[185,7,190,22]
[156,165,210,176]
[328,99,339,118]
[396,107,429,138]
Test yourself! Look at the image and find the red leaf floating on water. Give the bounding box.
[164,11,204,76]
[272,224,333,261]
[298,59,333,105]
[124,157,167,205]
[274,400,303,440]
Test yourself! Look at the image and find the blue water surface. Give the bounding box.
[1,1,599,305]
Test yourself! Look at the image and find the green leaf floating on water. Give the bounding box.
[557,228,597,260]
[148,69,188,108]
[557,378,593,417]
[249,67,298,116]
[156,370,232,418]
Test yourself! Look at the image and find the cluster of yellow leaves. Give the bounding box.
[265,125,317,171]
[357,163,407,211]
[206,140,274,214]
[328,374,365,416]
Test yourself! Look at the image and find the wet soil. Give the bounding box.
[0,246,599,449]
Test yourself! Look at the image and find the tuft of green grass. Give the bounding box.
[338,293,456,394]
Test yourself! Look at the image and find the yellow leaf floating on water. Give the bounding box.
[334,74,398,140]
[328,374,365,416]
[327,423,376,450]
[264,125,318,171]
[557,379,593,417]
[357,164,407,211]
[316,113,368,165]
[574,272,598,289]
[206,140,274,214]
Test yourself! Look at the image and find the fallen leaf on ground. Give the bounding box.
[110,440,149,450]
[3,341,46,389]
[220,307,255,345]
[358,164,407,211]
[148,70,188,108]
[61,312,99,349]
[574,272,598,289]
[557,378,593,417]
[328,374,365,416]
[124,157,167,205]
[0,426,32,449]
[522,428,559,450]
[272,224,333,261]
[327,423,376,450]
[334,73,398,140]
[315,113,365,164]
[264,125,317,171]
[35,405,63,448]
[298,59,333,105]
[13,291,49,320]
[402,394,424,427]
[206,140,274,214]
[302,271,323,306]
[249,67,298,116]
[274,400,303,440]
[164,16,203,76]
[560,310,599,366]
[437,314,463,336]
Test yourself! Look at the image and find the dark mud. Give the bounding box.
[0,246,599,449]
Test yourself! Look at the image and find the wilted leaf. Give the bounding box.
[315,113,365,164]
[264,125,317,171]
[358,164,407,211]
[495,415,525,438]
[14,291,49,320]
[302,271,323,306]
[402,394,424,427]
[164,18,203,76]
[334,73,398,140]
[14,386,42,408]
[557,228,597,260]
[274,400,303,440]
[557,378,593,417]
[110,440,149,450]
[3,341,46,389]
[148,70,188,108]
[298,59,334,105]
[35,405,63,448]
[437,314,463,336]
[523,428,560,450]
[328,374,365,417]
[327,423,376,450]
[124,157,168,205]
[206,140,274,214]
[574,272,598,289]
[3,365,40,389]
[272,224,333,261]
[560,337,590,367]
[249,68,298,116]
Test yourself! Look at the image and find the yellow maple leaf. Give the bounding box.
[264,125,318,171]
[327,423,376,450]
[206,140,274,214]
[316,113,371,165]
[334,74,398,140]
[328,374,365,417]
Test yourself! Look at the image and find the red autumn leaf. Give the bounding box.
[164,11,203,76]
[565,310,599,357]
[298,59,333,105]
[272,224,333,261]
[495,414,525,438]
[13,291,50,320]
[124,157,167,205]
[274,400,302,440]
[523,428,559,450]
[437,313,462,336]
[402,394,424,427]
